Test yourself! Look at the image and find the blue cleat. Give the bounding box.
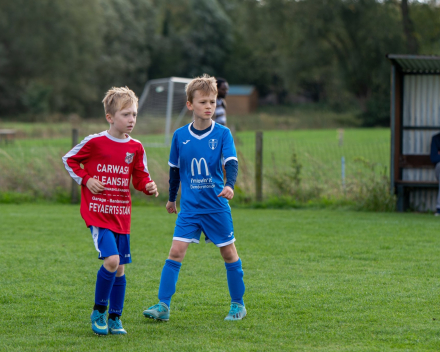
[108,317,127,335]
[91,310,108,335]
[224,303,247,321]
[143,302,170,321]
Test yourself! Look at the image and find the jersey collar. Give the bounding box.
[104,131,132,143]
[188,121,215,140]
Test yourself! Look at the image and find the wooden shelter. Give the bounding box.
[387,54,440,211]
[225,85,258,115]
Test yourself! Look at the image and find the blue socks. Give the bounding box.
[156,258,244,308]
[158,259,182,308]
[109,275,126,316]
[225,259,245,306]
[95,265,116,307]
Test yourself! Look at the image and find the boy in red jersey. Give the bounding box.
[62,87,158,335]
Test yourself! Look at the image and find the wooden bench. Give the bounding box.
[0,129,16,144]
[395,180,438,211]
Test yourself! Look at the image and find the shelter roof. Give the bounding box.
[228,85,255,96]
[387,54,440,73]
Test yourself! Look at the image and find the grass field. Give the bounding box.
[2,204,440,351]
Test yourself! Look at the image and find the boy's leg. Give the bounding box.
[109,266,126,318]
[200,213,246,320]
[220,244,245,306]
[159,240,189,306]
[435,163,440,214]
[91,256,118,335]
[89,227,120,335]
[144,213,201,321]
[221,245,246,321]
[108,265,127,334]
[143,240,189,321]
[95,257,118,309]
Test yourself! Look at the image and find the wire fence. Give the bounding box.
[234,130,390,201]
[0,128,391,204]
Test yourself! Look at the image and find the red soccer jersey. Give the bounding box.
[62,131,153,234]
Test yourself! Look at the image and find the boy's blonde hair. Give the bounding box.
[185,74,218,103]
[102,86,138,116]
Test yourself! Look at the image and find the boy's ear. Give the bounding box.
[105,113,114,124]
[186,101,193,111]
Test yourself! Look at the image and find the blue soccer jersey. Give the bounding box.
[168,121,237,214]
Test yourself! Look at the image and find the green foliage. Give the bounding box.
[267,147,323,203]
[350,157,396,212]
[1,0,440,121]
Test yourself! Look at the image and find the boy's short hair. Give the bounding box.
[102,86,138,116]
[185,74,218,103]
[216,77,227,89]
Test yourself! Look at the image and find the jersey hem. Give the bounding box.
[84,220,130,235]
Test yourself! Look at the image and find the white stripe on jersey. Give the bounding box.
[223,156,238,165]
[132,137,149,174]
[62,132,105,185]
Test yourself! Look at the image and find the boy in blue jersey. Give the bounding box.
[143,74,246,321]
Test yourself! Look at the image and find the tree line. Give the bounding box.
[1,0,439,125]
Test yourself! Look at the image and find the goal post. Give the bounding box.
[137,77,192,147]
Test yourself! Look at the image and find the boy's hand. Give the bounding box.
[86,178,105,194]
[217,186,234,200]
[166,201,177,214]
[146,181,159,197]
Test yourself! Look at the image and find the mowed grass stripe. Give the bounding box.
[1,205,439,351]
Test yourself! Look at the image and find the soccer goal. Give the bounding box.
[137,77,193,147]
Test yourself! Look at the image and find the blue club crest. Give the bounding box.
[208,139,218,150]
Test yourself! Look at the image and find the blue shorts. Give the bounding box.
[173,212,235,247]
[89,226,132,265]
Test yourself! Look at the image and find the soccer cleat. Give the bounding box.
[108,317,127,335]
[224,302,247,321]
[143,302,170,321]
[91,310,108,335]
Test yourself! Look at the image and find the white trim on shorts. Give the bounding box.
[173,237,200,244]
[90,226,102,257]
[205,237,236,248]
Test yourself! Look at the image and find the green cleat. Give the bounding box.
[143,302,170,321]
[91,310,108,335]
[108,317,127,335]
[224,303,247,321]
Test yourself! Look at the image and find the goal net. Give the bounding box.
[137,77,193,147]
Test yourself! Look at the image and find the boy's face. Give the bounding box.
[106,102,137,136]
[187,90,217,121]
[217,82,229,99]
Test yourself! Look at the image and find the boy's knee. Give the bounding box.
[220,245,238,263]
[104,255,120,272]
[168,249,184,262]
[168,246,186,262]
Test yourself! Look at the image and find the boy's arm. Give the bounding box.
[132,145,158,196]
[62,137,93,186]
[166,166,180,214]
[217,160,238,200]
[217,129,238,200]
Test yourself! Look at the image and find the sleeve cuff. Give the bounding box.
[81,175,91,186]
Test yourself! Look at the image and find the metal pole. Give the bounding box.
[390,65,396,195]
[255,131,263,202]
[341,156,346,194]
[165,80,174,146]
[71,128,79,204]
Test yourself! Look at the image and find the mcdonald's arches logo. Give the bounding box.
[191,158,210,176]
